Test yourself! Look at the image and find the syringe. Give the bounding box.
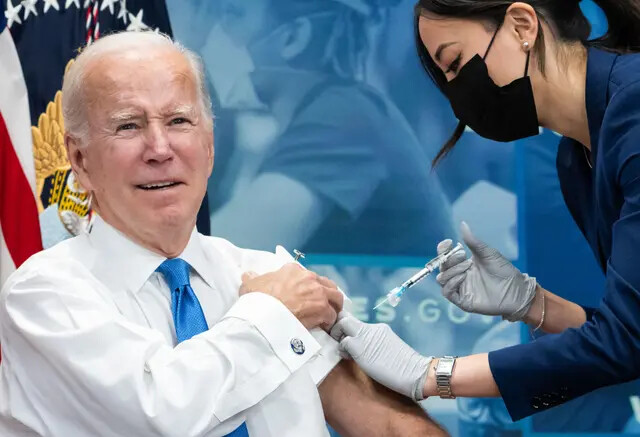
[373,242,464,310]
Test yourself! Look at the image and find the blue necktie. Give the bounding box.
[156,258,249,437]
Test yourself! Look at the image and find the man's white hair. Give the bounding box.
[61,31,213,144]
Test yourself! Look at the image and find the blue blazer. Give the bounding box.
[489,47,640,421]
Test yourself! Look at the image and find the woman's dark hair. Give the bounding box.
[415,0,640,166]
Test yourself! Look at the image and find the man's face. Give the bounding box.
[70,48,214,243]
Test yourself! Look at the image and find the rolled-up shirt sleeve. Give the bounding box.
[238,246,348,386]
[0,258,319,437]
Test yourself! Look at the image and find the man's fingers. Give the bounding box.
[436,259,472,284]
[325,287,344,313]
[322,305,338,332]
[317,275,338,290]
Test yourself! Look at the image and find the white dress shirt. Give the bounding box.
[0,217,344,437]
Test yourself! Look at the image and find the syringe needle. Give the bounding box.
[372,243,463,311]
[373,297,390,310]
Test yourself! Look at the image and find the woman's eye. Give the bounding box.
[446,54,462,74]
[117,123,138,132]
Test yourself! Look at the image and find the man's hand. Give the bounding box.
[330,312,432,401]
[240,263,343,330]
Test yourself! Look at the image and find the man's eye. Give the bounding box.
[446,54,462,74]
[117,123,138,132]
[170,118,189,125]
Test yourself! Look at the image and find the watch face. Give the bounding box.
[437,359,455,373]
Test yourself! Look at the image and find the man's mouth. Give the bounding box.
[137,181,182,190]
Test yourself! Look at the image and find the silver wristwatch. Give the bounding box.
[435,356,457,399]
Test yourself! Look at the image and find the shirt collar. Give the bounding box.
[88,216,217,294]
[585,46,618,160]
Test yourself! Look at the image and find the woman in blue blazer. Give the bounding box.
[331,0,640,422]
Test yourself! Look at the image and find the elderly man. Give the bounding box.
[0,32,445,437]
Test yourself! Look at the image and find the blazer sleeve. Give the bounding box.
[488,80,640,421]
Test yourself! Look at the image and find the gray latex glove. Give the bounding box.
[436,222,537,322]
[330,312,432,401]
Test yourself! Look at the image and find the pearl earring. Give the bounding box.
[523,41,530,51]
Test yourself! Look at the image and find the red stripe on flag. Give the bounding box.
[0,112,42,268]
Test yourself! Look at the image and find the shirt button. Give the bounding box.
[290,338,305,355]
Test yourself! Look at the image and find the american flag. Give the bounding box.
[0,0,210,287]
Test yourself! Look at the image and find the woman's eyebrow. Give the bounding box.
[435,42,457,62]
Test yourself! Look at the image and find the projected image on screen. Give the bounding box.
[167,0,640,435]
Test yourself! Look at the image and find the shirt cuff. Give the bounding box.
[222,292,321,372]
[306,328,342,385]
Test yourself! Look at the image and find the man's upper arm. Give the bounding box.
[319,360,448,437]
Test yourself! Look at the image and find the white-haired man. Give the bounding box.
[0,32,445,437]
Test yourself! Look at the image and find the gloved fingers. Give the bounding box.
[440,250,467,271]
[440,272,467,305]
[461,221,489,254]
[339,336,363,359]
[338,349,351,360]
[461,221,502,260]
[436,239,452,255]
[329,312,361,342]
[436,259,472,284]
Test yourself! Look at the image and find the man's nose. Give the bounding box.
[142,123,173,163]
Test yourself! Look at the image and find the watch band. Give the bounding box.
[435,356,457,399]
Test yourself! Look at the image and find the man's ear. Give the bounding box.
[280,17,312,61]
[64,133,94,192]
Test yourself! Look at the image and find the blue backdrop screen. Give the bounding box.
[167,1,640,435]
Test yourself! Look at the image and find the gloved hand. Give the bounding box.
[330,312,432,401]
[436,222,538,322]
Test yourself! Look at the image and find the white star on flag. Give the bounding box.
[127,8,147,31]
[117,0,127,23]
[100,0,117,14]
[4,0,23,28]
[43,0,60,12]
[21,0,38,20]
[65,0,79,9]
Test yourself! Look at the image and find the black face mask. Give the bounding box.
[444,25,540,142]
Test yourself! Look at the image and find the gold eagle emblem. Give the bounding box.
[32,60,92,240]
